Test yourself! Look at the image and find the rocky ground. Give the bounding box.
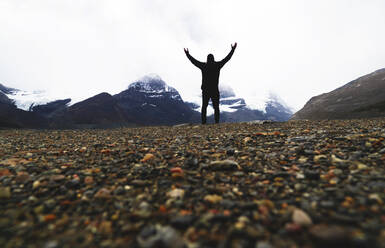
[0,119,385,248]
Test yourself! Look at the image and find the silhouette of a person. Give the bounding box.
[184,43,237,124]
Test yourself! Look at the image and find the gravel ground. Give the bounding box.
[0,119,385,248]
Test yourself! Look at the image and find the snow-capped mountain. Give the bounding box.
[185,84,293,122]
[127,74,182,101]
[186,84,247,115]
[0,84,49,128]
[0,83,62,111]
[113,74,198,125]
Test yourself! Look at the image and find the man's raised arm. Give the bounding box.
[184,48,204,69]
[219,43,237,68]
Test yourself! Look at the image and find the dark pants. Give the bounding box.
[201,91,220,124]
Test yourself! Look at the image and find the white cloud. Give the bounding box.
[1,0,385,110]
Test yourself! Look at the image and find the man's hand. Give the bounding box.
[231,42,237,50]
[184,48,189,55]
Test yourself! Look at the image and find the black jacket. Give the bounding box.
[186,48,235,93]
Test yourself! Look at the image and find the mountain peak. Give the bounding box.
[127,74,179,96]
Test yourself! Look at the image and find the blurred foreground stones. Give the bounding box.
[0,119,385,247]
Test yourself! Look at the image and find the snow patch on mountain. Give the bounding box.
[10,90,63,111]
[0,83,62,111]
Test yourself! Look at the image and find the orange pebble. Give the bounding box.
[141,153,155,162]
[60,200,72,206]
[209,209,220,214]
[159,205,167,213]
[223,210,231,216]
[170,167,183,174]
[0,169,11,176]
[44,214,56,222]
[100,149,111,154]
[84,176,94,184]
[180,209,192,215]
[172,173,184,179]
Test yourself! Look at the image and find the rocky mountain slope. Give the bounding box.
[292,68,385,120]
[51,93,138,129]
[0,91,13,105]
[0,102,47,128]
[31,99,71,119]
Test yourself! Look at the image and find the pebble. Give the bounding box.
[99,221,113,234]
[204,194,223,204]
[304,170,320,180]
[331,154,348,166]
[15,171,30,183]
[114,186,125,195]
[167,188,185,199]
[255,241,273,248]
[84,176,94,185]
[292,209,312,226]
[141,153,155,162]
[208,160,240,171]
[309,224,349,244]
[94,188,112,199]
[333,169,343,176]
[32,180,41,189]
[50,174,66,182]
[44,240,59,248]
[170,215,195,228]
[130,179,151,186]
[0,187,11,199]
[356,162,368,170]
[137,225,184,248]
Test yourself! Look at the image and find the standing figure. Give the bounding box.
[184,43,237,124]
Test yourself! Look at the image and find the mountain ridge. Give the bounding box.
[291,68,385,120]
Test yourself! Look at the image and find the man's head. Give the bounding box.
[207,54,214,63]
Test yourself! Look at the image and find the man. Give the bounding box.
[184,43,237,124]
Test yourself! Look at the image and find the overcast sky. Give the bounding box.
[1,0,385,110]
